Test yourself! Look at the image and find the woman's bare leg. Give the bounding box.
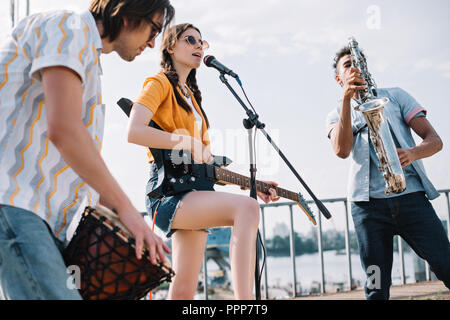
[171,191,260,299]
[168,230,208,300]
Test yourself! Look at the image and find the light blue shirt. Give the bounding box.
[326,87,439,202]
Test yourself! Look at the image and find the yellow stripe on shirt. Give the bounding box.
[21,89,29,103]
[34,27,41,58]
[55,181,86,238]
[92,44,98,66]
[0,43,18,89]
[57,13,69,54]
[95,135,102,151]
[78,25,89,63]
[46,164,69,220]
[87,190,92,206]
[85,103,97,128]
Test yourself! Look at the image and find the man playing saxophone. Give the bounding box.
[326,42,450,300]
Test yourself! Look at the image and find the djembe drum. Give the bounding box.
[63,205,174,300]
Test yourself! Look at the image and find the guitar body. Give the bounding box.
[147,149,228,199]
[117,97,318,225]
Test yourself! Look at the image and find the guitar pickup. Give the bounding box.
[205,165,215,181]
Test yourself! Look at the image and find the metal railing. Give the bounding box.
[202,189,450,299]
[10,0,30,28]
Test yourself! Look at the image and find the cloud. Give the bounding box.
[413,57,450,78]
[413,58,433,71]
[170,0,355,61]
[438,61,450,78]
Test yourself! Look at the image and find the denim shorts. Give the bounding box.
[145,163,209,238]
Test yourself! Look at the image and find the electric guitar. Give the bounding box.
[150,148,317,225]
[117,98,317,225]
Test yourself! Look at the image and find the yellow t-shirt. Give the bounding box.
[134,71,210,162]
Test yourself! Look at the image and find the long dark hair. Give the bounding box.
[89,0,175,42]
[160,23,210,129]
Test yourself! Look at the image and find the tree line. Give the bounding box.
[265,229,411,256]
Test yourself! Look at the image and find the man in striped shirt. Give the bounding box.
[0,0,174,299]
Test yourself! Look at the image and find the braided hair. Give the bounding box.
[160,23,210,128]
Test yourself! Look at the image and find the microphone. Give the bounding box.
[203,55,239,79]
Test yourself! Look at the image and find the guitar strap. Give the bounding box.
[116,97,165,170]
[148,120,165,171]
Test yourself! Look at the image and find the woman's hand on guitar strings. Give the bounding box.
[241,181,281,204]
[257,181,281,204]
[190,137,213,164]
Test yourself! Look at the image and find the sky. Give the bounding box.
[1,0,449,239]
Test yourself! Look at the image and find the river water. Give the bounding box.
[263,250,417,295]
[205,249,420,298]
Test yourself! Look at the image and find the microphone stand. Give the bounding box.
[218,73,332,300]
[219,73,264,300]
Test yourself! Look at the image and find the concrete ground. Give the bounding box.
[294,281,450,300]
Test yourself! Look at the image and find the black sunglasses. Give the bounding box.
[183,35,209,50]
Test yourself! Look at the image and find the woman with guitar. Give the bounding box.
[127,23,280,300]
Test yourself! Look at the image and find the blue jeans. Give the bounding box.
[351,192,450,300]
[0,205,82,300]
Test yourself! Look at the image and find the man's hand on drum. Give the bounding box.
[117,206,171,265]
[241,181,281,204]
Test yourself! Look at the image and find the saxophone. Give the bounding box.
[348,37,406,195]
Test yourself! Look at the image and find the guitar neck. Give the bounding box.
[213,166,297,201]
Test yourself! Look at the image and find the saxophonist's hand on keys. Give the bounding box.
[342,67,367,101]
[397,148,416,168]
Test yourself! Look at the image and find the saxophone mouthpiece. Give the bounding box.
[348,36,358,47]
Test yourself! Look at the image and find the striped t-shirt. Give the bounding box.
[0,10,104,242]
